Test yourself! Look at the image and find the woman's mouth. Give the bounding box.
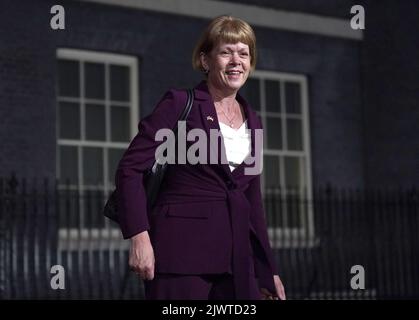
[225,70,242,79]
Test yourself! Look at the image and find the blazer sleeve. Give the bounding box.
[115,89,187,239]
[244,114,279,293]
[246,174,279,277]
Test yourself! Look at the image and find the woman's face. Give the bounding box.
[201,41,251,94]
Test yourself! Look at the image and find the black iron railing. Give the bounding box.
[1,175,419,299]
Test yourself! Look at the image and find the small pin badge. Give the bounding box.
[206,116,214,122]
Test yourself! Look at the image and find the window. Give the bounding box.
[56,49,138,231]
[240,70,314,247]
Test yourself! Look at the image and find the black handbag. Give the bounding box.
[103,89,194,223]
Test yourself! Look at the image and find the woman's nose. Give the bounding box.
[230,52,240,65]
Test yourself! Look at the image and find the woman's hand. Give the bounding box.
[273,275,286,300]
[128,230,155,280]
[260,275,286,300]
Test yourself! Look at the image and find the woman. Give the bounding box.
[115,15,286,300]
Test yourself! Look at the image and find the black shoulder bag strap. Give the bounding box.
[145,89,194,206]
[103,89,195,224]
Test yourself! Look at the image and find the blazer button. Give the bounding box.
[226,180,236,190]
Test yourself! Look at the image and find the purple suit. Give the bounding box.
[116,81,278,299]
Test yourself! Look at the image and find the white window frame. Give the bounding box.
[56,49,138,250]
[249,70,316,248]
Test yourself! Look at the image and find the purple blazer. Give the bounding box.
[116,81,278,298]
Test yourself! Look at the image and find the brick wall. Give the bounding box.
[0,0,364,189]
[362,0,419,188]
[212,0,357,18]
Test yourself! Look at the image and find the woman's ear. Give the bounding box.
[200,52,209,73]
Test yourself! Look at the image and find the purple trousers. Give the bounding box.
[144,273,261,300]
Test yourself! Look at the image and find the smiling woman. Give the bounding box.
[115,15,286,300]
[192,16,255,130]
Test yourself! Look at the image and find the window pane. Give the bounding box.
[284,156,300,190]
[59,146,78,185]
[111,106,130,142]
[110,65,130,101]
[265,80,281,113]
[85,62,105,99]
[58,60,79,97]
[285,82,301,114]
[287,118,303,150]
[266,117,282,149]
[83,147,103,186]
[263,155,280,188]
[85,103,105,141]
[240,78,260,111]
[59,102,80,139]
[108,148,125,187]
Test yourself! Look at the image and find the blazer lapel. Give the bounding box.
[193,81,261,181]
[194,81,233,181]
[231,94,261,179]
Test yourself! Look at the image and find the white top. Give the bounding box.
[219,120,251,171]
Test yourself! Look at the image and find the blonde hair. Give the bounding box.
[192,15,257,72]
